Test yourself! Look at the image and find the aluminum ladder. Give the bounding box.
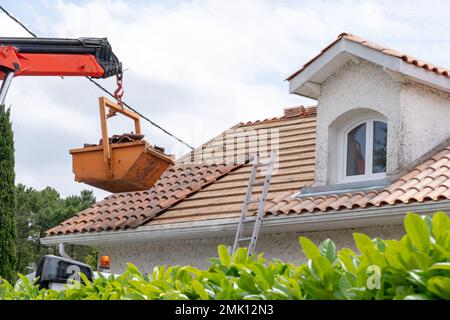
[232,150,276,256]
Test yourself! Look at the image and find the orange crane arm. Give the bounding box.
[0,48,105,78]
[0,37,122,104]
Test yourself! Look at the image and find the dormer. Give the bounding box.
[287,33,450,188]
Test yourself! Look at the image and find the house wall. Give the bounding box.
[314,60,402,185]
[399,82,450,168]
[99,224,404,274]
[314,60,450,185]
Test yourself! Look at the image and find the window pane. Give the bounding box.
[346,123,366,176]
[373,121,387,173]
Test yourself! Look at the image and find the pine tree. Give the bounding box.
[0,106,17,282]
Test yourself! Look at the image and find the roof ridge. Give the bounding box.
[237,105,317,127]
[176,105,317,164]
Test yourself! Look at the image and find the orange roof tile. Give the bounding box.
[46,163,243,235]
[265,146,450,215]
[286,32,450,81]
[46,107,318,236]
[147,109,317,225]
[45,105,450,237]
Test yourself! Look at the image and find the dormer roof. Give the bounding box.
[287,33,450,99]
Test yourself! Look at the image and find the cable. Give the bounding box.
[86,77,195,149]
[0,5,195,150]
[0,6,37,37]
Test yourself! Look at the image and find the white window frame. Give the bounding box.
[338,117,387,183]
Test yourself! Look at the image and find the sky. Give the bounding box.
[0,0,449,200]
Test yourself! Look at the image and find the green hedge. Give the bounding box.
[1,212,450,300]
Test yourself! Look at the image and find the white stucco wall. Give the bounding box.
[314,59,450,185]
[314,60,402,185]
[100,224,404,274]
[399,82,450,167]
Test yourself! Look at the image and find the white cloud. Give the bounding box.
[1,0,449,199]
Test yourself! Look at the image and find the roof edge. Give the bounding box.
[41,200,450,246]
[286,33,450,99]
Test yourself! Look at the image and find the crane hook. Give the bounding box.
[109,71,124,118]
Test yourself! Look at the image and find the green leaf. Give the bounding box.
[404,213,430,253]
[319,239,337,263]
[403,294,434,300]
[217,245,231,267]
[126,263,143,278]
[353,233,374,254]
[311,256,332,281]
[338,273,358,300]
[299,237,321,259]
[423,215,433,234]
[237,272,259,294]
[432,212,450,242]
[233,248,248,265]
[427,276,450,299]
[192,280,209,300]
[429,262,450,271]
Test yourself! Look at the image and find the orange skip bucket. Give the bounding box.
[70,97,174,193]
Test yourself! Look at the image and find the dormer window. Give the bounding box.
[340,118,387,182]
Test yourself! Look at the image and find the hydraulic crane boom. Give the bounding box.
[0,36,174,193]
[0,37,122,104]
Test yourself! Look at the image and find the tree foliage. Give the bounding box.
[0,107,17,282]
[15,184,97,274]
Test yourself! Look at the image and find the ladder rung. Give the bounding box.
[255,163,270,168]
[237,237,253,241]
[252,182,266,186]
[247,199,259,203]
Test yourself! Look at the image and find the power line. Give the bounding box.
[0,5,195,150]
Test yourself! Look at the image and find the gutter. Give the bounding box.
[40,200,450,246]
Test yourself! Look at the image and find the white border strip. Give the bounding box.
[41,201,450,246]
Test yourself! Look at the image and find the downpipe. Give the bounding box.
[58,243,73,260]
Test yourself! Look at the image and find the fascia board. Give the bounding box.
[398,61,450,93]
[40,201,450,246]
[288,39,346,96]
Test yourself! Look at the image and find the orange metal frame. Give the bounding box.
[0,46,105,78]
[99,96,142,178]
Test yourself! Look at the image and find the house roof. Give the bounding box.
[46,106,317,236]
[287,33,450,81]
[266,145,450,215]
[287,33,450,99]
[45,34,450,239]
[46,103,450,238]
[46,162,244,235]
[145,107,317,226]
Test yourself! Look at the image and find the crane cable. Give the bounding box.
[0,5,195,150]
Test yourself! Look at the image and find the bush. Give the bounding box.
[1,211,450,300]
